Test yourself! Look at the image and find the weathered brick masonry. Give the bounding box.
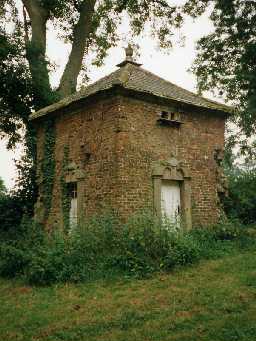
[114,94,226,226]
[31,48,231,229]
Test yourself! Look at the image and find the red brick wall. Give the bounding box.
[114,95,225,226]
[35,93,226,228]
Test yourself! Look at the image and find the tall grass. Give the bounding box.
[0,211,254,285]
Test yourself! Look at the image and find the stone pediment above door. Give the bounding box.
[65,162,86,183]
[152,157,191,180]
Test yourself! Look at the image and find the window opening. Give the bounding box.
[160,111,169,119]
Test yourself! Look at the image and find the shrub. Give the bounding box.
[224,168,256,224]
[0,217,45,279]
[0,243,30,277]
[163,233,201,270]
[213,220,242,241]
[26,233,66,285]
[0,195,24,238]
[26,214,121,284]
[111,212,171,277]
[0,211,253,285]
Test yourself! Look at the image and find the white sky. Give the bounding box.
[0,3,218,189]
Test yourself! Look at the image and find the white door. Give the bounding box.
[69,197,78,228]
[161,180,181,227]
[69,183,78,228]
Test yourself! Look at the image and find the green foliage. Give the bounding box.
[26,234,68,285]
[0,211,254,286]
[0,216,44,277]
[0,243,30,278]
[0,195,24,235]
[41,118,56,220]
[0,134,38,235]
[0,177,6,197]
[0,28,32,147]
[185,0,256,151]
[163,233,201,269]
[224,167,256,224]
[60,145,70,231]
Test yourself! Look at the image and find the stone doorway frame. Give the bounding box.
[64,162,86,227]
[152,157,192,229]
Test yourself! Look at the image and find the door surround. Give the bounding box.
[152,157,192,229]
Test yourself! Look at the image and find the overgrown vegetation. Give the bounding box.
[223,165,256,225]
[0,211,254,286]
[0,176,35,236]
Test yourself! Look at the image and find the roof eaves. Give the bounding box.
[29,64,233,120]
[29,84,115,121]
[122,84,233,115]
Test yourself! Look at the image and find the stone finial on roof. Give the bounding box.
[116,44,142,68]
[125,44,134,61]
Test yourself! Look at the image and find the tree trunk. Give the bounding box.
[22,0,53,109]
[58,0,96,98]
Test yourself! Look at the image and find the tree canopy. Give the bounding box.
[185,0,256,154]
[0,177,7,197]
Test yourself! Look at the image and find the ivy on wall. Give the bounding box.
[41,118,56,221]
[60,144,71,232]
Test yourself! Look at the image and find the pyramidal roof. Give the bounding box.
[30,49,232,121]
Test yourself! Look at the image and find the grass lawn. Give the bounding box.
[0,248,256,341]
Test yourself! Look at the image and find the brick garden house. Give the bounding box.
[30,46,231,230]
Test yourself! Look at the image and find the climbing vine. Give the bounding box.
[41,118,56,220]
[60,144,71,232]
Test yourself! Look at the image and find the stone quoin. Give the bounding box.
[30,45,231,229]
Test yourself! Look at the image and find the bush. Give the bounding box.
[0,211,253,285]
[0,243,30,277]
[163,233,201,270]
[224,168,256,224]
[0,217,45,279]
[26,234,66,285]
[111,212,172,277]
[0,195,24,238]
